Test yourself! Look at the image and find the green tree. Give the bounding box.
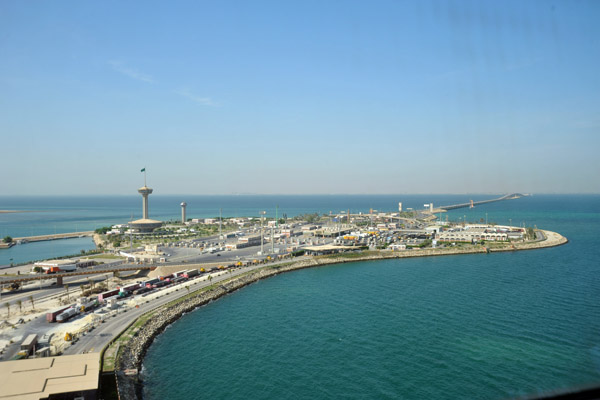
[28,295,35,310]
[2,236,12,244]
[16,299,22,313]
[95,227,111,234]
[4,302,10,317]
[64,284,70,302]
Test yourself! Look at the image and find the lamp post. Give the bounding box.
[260,211,266,254]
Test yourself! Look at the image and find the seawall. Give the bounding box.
[111,229,567,398]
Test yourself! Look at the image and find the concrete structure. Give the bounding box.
[398,202,402,212]
[0,353,99,400]
[436,230,507,242]
[181,202,187,223]
[138,186,152,219]
[128,185,162,233]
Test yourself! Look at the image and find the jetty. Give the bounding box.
[12,231,95,243]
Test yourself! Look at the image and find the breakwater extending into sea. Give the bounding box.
[111,230,568,399]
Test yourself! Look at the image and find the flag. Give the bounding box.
[141,168,145,172]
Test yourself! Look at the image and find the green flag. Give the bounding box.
[141,168,145,172]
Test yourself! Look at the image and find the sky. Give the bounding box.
[1,0,599,195]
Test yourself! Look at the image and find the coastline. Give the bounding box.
[107,229,567,399]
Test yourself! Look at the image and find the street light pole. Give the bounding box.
[260,211,266,254]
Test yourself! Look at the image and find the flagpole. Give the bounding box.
[144,169,147,187]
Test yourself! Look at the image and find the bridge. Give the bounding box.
[0,263,158,286]
[434,193,527,212]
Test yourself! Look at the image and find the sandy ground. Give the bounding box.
[0,269,230,354]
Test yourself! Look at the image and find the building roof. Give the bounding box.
[33,259,78,267]
[129,218,162,224]
[0,353,99,400]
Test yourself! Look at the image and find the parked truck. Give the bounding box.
[144,278,160,288]
[80,300,99,312]
[98,288,120,302]
[183,269,199,279]
[56,307,79,323]
[118,283,140,297]
[20,334,38,357]
[46,306,70,323]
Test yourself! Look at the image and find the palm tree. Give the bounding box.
[16,299,22,314]
[64,284,70,302]
[87,278,94,290]
[185,286,190,295]
[28,295,35,310]
[4,302,10,317]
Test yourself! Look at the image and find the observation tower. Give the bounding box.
[128,169,162,233]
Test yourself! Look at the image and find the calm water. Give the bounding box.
[141,195,600,399]
[0,237,96,267]
[0,194,530,238]
[1,194,523,266]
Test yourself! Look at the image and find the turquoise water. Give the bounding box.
[0,194,529,238]
[0,237,96,266]
[0,193,526,266]
[141,195,600,399]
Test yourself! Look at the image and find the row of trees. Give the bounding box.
[3,295,35,318]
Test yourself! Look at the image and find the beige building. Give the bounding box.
[0,353,99,400]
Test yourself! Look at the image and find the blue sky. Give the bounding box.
[1,0,599,195]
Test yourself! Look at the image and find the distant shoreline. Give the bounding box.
[0,210,36,214]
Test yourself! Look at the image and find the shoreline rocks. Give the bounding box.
[113,230,567,399]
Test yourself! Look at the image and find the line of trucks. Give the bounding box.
[45,268,202,323]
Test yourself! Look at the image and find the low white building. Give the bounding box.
[436,230,507,242]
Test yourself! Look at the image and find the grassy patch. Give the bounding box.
[318,250,379,259]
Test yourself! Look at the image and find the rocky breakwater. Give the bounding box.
[113,229,567,398]
[114,259,319,398]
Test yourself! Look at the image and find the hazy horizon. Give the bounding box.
[2,1,599,196]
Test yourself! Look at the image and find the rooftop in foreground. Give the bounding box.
[0,353,99,400]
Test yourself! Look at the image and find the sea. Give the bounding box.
[1,194,533,266]
[2,194,600,399]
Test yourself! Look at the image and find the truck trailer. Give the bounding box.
[46,306,70,323]
[56,307,79,323]
[183,269,199,279]
[98,288,120,302]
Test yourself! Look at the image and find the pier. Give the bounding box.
[12,231,95,243]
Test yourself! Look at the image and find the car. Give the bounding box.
[217,254,221,256]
